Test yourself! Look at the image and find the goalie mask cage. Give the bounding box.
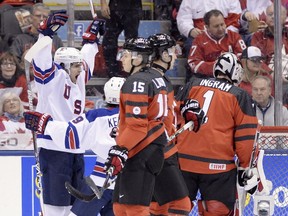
[189,126,288,216]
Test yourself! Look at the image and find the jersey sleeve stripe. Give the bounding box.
[91,161,106,178]
[125,113,146,119]
[33,62,57,84]
[234,135,255,142]
[65,123,80,149]
[82,60,91,83]
[126,101,148,106]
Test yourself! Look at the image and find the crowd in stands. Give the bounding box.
[0,0,288,150]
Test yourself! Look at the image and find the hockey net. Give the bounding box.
[189,126,288,216]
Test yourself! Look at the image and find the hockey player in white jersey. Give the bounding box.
[28,9,105,216]
[24,77,125,216]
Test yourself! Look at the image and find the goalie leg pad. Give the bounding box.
[198,200,234,216]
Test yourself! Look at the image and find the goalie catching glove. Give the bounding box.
[238,167,259,195]
[38,10,68,38]
[180,99,205,132]
[104,145,128,176]
[23,111,52,134]
[82,17,105,44]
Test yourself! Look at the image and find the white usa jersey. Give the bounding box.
[32,35,98,153]
[45,107,119,188]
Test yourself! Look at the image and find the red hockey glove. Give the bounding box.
[104,145,128,176]
[238,168,259,195]
[180,99,205,132]
[24,111,52,134]
[82,18,105,44]
[38,10,68,38]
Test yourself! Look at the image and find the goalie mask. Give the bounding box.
[213,52,244,85]
[104,77,126,105]
[54,47,83,72]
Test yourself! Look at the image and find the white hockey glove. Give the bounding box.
[238,167,259,195]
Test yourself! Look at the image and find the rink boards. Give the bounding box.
[0,151,287,216]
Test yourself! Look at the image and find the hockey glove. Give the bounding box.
[38,10,68,38]
[24,111,52,134]
[180,99,205,132]
[82,18,105,44]
[238,168,259,195]
[104,145,128,176]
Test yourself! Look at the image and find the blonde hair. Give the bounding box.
[0,91,24,116]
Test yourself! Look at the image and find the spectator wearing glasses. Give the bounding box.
[0,91,33,150]
[239,46,273,96]
[10,3,63,60]
[0,91,25,131]
[0,51,29,108]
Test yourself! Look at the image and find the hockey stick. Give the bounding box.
[24,36,52,215]
[237,124,262,215]
[89,0,97,18]
[167,121,194,142]
[65,167,116,202]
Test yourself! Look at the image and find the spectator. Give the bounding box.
[239,0,272,46]
[0,91,32,150]
[176,52,258,215]
[187,9,246,79]
[176,0,242,57]
[0,91,25,131]
[10,3,63,60]
[0,51,28,107]
[251,4,288,80]
[252,75,288,126]
[239,46,273,95]
[100,0,142,78]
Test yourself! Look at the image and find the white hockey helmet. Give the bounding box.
[54,47,82,70]
[213,52,244,85]
[104,77,126,104]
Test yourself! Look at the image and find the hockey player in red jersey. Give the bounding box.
[147,33,205,216]
[102,37,170,215]
[176,52,259,215]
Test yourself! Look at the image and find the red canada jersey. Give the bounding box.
[176,77,258,174]
[188,30,246,77]
[162,75,178,159]
[116,68,169,158]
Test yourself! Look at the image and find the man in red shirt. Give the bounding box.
[187,9,246,80]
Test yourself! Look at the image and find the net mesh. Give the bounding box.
[189,126,288,216]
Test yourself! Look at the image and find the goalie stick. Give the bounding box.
[237,123,262,215]
[65,167,116,202]
[24,36,52,215]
